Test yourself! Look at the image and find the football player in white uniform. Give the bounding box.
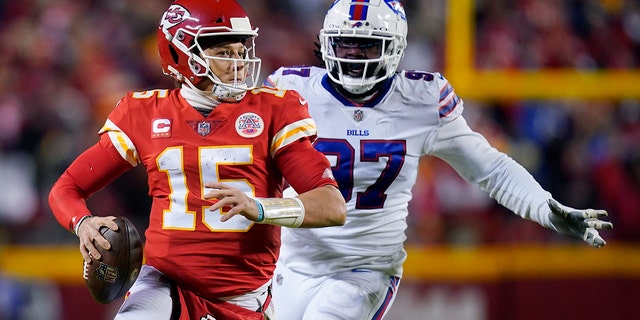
[264,0,613,319]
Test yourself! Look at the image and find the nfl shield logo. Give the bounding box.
[354,109,364,121]
[197,121,210,136]
[96,262,119,283]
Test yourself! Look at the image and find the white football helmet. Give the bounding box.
[320,0,408,94]
[157,0,262,102]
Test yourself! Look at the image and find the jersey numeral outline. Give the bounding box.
[315,138,406,209]
[281,67,311,77]
[276,67,409,208]
[252,86,287,97]
[127,90,257,232]
[157,146,255,232]
[132,89,169,99]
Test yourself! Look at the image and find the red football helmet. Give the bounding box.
[157,0,261,101]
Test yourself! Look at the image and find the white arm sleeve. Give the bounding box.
[430,116,553,228]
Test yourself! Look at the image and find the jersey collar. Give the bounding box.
[321,74,394,108]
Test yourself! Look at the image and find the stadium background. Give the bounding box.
[0,0,638,319]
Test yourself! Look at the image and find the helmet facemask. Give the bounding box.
[189,32,262,101]
[322,33,400,94]
[319,0,408,95]
[158,3,262,102]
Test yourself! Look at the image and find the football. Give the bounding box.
[83,216,143,304]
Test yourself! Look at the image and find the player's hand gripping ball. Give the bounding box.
[83,217,143,304]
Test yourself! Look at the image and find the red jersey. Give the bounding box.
[51,87,336,299]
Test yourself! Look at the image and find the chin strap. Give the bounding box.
[211,82,248,102]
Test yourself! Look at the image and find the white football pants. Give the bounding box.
[114,265,172,320]
[271,263,399,320]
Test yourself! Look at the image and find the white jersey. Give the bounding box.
[266,66,553,277]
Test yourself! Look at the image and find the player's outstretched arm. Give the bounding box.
[547,199,614,248]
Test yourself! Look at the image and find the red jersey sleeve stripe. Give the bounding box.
[99,119,140,166]
[270,118,318,157]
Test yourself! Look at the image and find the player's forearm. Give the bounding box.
[476,157,553,227]
[48,141,132,233]
[49,173,93,233]
[296,184,346,227]
[432,116,552,227]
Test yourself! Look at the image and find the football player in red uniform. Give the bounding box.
[48,0,346,319]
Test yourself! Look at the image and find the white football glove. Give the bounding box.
[547,199,613,248]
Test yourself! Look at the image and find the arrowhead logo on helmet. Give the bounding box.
[161,5,189,30]
[156,0,262,102]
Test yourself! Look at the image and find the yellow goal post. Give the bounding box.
[445,0,640,100]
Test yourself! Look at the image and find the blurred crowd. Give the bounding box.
[406,0,640,246]
[0,0,638,248]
